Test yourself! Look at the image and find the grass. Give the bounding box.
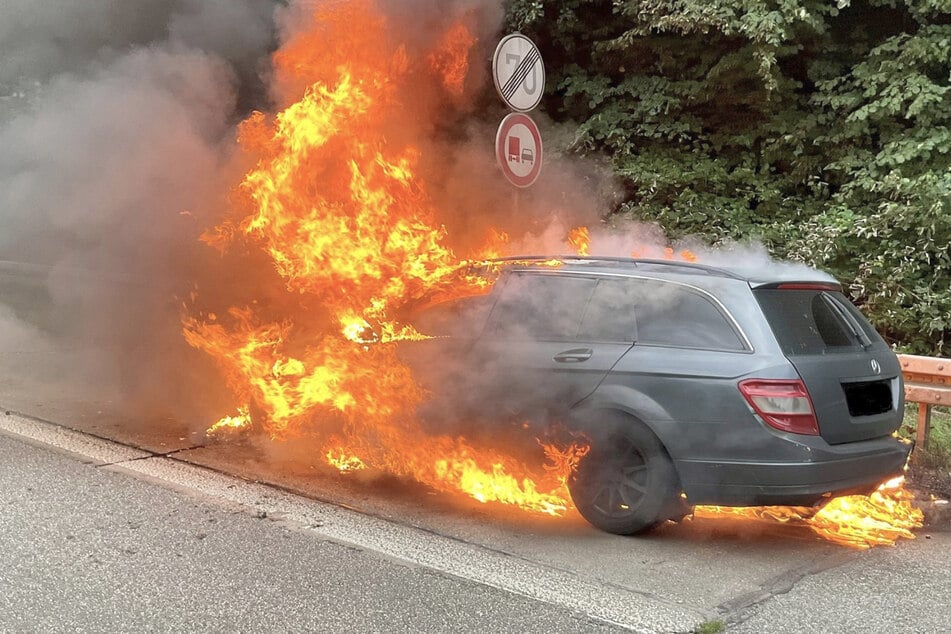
[901,404,951,471]
[692,620,726,634]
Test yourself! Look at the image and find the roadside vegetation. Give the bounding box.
[693,619,726,634]
[505,0,950,355]
[902,405,951,488]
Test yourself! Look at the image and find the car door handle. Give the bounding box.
[553,348,592,363]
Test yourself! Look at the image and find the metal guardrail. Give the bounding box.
[897,354,951,450]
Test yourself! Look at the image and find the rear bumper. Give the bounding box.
[677,436,912,506]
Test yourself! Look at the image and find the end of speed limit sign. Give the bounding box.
[492,34,545,113]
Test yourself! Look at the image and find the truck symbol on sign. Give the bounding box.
[507,136,534,164]
[507,136,520,162]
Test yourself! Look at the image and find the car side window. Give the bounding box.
[413,295,492,338]
[633,281,745,351]
[578,279,637,342]
[487,273,596,340]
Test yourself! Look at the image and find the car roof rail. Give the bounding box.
[481,255,746,280]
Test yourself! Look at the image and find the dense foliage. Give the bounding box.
[506,0,951,353]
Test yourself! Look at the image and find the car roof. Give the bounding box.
[487,256,841,289]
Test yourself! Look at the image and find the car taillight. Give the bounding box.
[738,379,819,435]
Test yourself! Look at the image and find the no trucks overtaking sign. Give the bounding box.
[495,112,543,188]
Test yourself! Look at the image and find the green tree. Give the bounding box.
[506,0,951,353]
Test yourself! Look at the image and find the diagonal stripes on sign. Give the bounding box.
[501,48,541,100]
[493,34,545,112]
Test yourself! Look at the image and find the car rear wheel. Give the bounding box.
[568,421,679,535]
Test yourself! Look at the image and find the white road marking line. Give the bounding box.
[0,412,148,464]
[0,412,705,633]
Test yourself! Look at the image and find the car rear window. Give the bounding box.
[755,289,877,355]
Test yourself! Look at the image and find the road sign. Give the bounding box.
[492,34,545,113]
[496,112,542,188]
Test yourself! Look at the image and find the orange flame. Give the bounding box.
[326,448,367,472]
[479,228,510,260]
[808,477,924,547]
[206,407,253,437]
[567,226,590,256]
[627,245,697,262]
[693,477,924,548]
[183,1,580,515]
[429,21,476,98]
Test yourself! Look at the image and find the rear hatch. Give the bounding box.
[754,284,902,444]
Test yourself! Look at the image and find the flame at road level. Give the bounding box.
[326,449,366,472]
[693,477,924,548]
[808,477,923,547]
[206,407,252,437]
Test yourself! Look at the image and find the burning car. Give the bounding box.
[402,256,911,535]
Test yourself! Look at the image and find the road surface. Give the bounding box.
[1,425,624,632]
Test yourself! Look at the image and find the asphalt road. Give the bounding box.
[0,428,621,633]
[2,262,951,632]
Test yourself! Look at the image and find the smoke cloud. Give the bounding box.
[0,0,282,422]
[0,0,276,87]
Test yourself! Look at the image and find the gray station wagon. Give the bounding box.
[402,256,911,535]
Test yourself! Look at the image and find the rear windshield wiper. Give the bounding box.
[820,292,872,349]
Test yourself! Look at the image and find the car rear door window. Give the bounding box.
[633,281,746,351]
[487,273,596,340]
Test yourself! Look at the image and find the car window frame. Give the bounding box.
[619,276,751,353]
[486,270,753,352]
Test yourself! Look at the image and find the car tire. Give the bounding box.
[568,419,679,535]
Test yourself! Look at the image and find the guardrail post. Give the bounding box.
[899,353,949,453]
[916,402,932,451]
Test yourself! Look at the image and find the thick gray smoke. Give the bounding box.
[0,0,281,422]
[0,0,276,87]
